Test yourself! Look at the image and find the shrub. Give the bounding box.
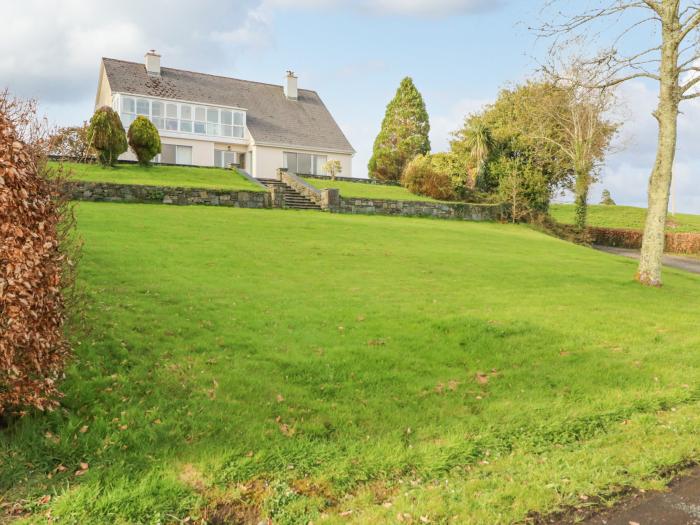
[322,159,342,181]
[600,189,616,205]
[87,106,127,167]
[492,157,550,222]
[128,116,162,166]
[401,154,456,201]
[0,94,76,416]
[49,123,95,160]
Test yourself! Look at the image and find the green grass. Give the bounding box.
[551,203,700,233]
[57,161,265,192]
[303,177,440,202]
[3,203,700,524]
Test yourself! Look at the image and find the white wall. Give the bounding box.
[251,144,353,179]
[120,136,215,165]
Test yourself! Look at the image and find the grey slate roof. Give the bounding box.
[102,58,355,154]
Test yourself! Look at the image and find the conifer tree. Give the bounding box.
[368,77,430,181]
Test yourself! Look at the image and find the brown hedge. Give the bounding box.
[0,110,72,415]
[588,226,700,255]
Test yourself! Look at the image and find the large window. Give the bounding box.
[214,150,242,168]
[283,152,328,175]
[161,144,193,165]
[117,95,245,139]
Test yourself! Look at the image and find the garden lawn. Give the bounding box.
[302,177,440,202]
[57,161,265,192]
[551,203,700,233]
[3,203,700,524]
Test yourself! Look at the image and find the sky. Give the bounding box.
[2,0,698,213]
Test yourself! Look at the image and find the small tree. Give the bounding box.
[600,189,616,206]
[368,77,430,181]
[322,159,342,181]
[87,106,127,167]
[492,157,550,223]
[49,123,94,160]
[128,116,161,166]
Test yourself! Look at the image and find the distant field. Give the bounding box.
[3,203,700,524]
[551,204,700,233]
[303,177,440,202]
[56,161,265,192]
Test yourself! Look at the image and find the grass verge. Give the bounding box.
[2,203,700,524]
[57,161,265,192]
[302,177,440,202]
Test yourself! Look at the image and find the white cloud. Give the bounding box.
[0,0,265,105]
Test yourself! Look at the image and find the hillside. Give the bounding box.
[551,203,700,232]
[3,204,700,524]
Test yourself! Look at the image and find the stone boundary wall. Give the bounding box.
[588,226,700,255]
[65,181,270,208]
[301,173,401,187]
[336,197,507,221]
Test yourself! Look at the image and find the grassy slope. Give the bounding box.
[3,204,700,524]
[58,161,265,192]
[551,203,700,233]
[303,177,439,202]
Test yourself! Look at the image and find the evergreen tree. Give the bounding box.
[87,106,127,167]
[368,77,430,181]
[128,116,162,166]
[600,189,616,206]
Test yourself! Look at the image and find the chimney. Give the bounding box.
[145,50,161,76]
[284,70,298,100]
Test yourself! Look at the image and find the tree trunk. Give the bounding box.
[573,168,590,231]
[636,16,680,287]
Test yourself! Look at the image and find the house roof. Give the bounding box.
[101,58,355,154]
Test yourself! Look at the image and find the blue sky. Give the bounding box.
[2,0,698,212]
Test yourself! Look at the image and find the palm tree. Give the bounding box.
[463,119,493,189]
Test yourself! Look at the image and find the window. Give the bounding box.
[194,107,206,134]
[180,105,193,133]
[283,152,297,173]
[298,153,312,175]
[176,145,192,165]
[151,101,164,130]
[283,152,328,175]
[166,103,178,131]
[206,108,219,136]
[136,98,150,115]
[161,144,192,165]
[117,95,245,139]
[215,149,238,168]
[120,97,136,128]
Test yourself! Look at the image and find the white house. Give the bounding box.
[95,51,355,178]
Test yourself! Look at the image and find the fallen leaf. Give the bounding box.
[356,315,366,322]
[420,516,430,524]
[119,425,128,431]
[79,425,89,433]
[37,495,51,505]
[475,373,489,385]
[339,510,353,517]
[276,394,285,403]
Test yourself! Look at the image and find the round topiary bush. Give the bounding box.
[128,116,162,166]
[87,106,127,167]
[0,107,73,416]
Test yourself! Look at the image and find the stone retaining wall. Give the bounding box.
[336,197,507,221]
[65,181,270,208]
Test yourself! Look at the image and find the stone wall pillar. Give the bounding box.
[321,188,340,212]
[269,187,285,208]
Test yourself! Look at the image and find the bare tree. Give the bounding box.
[537,1,700,286]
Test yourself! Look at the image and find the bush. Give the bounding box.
[401,154,456,201]
[492,157,550,222]
[87,106,127,167]
[0,95,75,416]
[49,123,95,160]
[600,189,616,205]
[128,116,162,166]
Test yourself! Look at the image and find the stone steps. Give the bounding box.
[259,178,321,210]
